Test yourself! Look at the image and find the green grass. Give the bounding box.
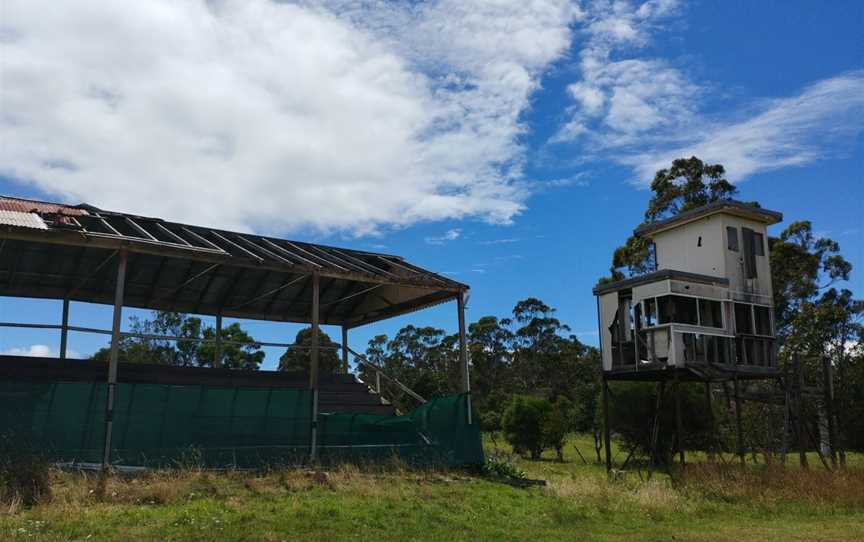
[2,436,863,542]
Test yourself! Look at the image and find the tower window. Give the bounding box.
[727,227,739,251]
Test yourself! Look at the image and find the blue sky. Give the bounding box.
[1,0,862,369]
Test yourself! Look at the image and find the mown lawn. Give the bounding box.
[2,435,863,541]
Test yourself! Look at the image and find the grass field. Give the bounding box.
[2,435,863,542]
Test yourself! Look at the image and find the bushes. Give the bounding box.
[0,436,52,507]
[501,395,572,460]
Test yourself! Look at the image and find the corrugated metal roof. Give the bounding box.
[0,197,89,216]
[0,210,48,230]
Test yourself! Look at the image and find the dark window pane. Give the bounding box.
[734,303,753,334]
[658,295,698,325]
[727,227,739,251]
[742,228,758,278]
[753,232,765,256]
[644,298,657,327]
[698,299,723,328]
[754,305,772,335]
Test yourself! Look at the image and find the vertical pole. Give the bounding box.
[375,371,381,394]
[795,356,808,468]
[59,298,70,360]
[102,250,127,469]
[674,369,685,467]
[733,373,745,467]
[602,376,612,474]
[214,313,223,369]
[822,356,837,467]
[457,291,471,424]
[341,326,349,374]
[309,273,320,462]
[705,380,715,462]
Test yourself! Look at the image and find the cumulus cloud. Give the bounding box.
[553,1,864,183]
[0,0,579,235]
[1,344,81,358]
[622,72,864,182]
[552,0,694,146]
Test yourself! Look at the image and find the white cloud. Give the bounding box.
[425,228,462,245]
[0,0,579,235]
[552,0,694,146]
[1,344,81,358]
[553,1,864,184]
[622,72,864,182]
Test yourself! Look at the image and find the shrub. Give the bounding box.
[0,436,52,507]
[544,397,573,462]
[502,395,550,459]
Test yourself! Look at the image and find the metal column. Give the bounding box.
[102,250,127,469]
[674,369,685,467]
[214,313,223,368]
[309,273,320,462]
[733,373,746,467]
[602,376,612,474]
[341,326,349,374]
[457,291,471,424]
[59,298,70,360]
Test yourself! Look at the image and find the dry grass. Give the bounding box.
[677,462,864,509]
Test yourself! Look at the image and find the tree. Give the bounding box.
[511,298,571,392]
[278,327,341,375]
[197,323,265,370]
[544,396,574,462]
[609,156,740,279]
[502,395,552,460]
[92,311,264,370]
[769,221,861,461]
[468,316,514,429]
[92,312,203,366]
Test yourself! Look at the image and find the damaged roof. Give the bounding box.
[0,196,466,328]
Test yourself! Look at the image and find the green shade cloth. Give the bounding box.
[0,380,482,468]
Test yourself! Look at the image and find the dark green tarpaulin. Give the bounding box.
[0,380,482,468]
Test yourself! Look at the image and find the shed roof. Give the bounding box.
[0,196,466,328]
[633,200,783,238]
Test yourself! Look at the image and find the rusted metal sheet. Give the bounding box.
[0,197,88,215]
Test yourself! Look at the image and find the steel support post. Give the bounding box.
[214,313,223,368]
[102,250,127,469]
[733,373,745,467]
[602,376,612,474]
[309,273,320,462]
[822,356,838,467]
[457,291,471,424]
[341,326,349,374]
[674,369,685,467]
[59,298,70,360]
[705,381,716,462]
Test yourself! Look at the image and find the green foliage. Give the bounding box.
[92,311,264,370]
[502,395,550,460]
[608,382,713,463]
[0,435,51,507]
[278,327,341,375]
[483,451,526,479]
